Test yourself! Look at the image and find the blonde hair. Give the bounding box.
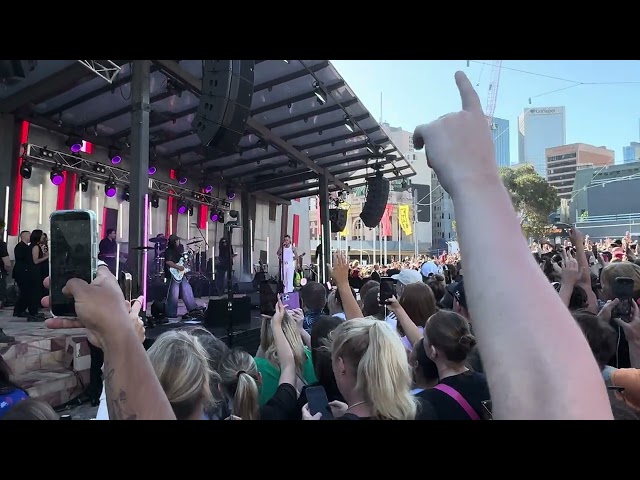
[260,312,306,375]
[147,330,214,420]
[218,349,260,420]
[330,318,417,420]
[601,262,640,299]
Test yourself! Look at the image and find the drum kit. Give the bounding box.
[148,237,207,280]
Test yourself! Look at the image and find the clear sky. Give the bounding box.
[331,60,640,163]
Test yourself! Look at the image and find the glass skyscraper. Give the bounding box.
[490,117,510,167]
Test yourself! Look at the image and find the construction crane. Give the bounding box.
[484,60,503,129]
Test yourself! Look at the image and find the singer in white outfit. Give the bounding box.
[277,235,297,293]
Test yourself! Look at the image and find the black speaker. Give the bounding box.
[0,60,37,85]
[329,208,348,233]
[360,174,390,228]
[192,60,255,155]
[204,296,252,329]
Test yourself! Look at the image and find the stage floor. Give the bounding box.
[0,294,263,416]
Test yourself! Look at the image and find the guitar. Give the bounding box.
[169,257,190,282]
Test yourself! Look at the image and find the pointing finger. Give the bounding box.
[455,71,483,114]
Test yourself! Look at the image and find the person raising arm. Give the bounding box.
[413,71,611,420]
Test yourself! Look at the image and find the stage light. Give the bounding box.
[66,135,83,153]
[177,201,187,215]
[151,193,159,208]
[148,165,157,175]
[226,187,236,200]
[188,204,194,216]
[39,147,54,159]
[105,179,117,197]
[122,186,130,202]
[79,175,89,192]
[209,209,218,222]
[217,211,225,223]
[50,167,64,186]
[176,170,187,185]
[19,161,32,179]
[313,81,326,105]
[94,163,106,174]
[204,185,213,194]
[109,147,122,165]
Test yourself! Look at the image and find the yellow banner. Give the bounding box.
[399,204,412,236]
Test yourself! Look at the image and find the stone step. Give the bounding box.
[14,366,88,408]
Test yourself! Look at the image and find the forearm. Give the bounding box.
[299,328,312,349]
[559,283,574,307]
[454,184,611,420]
[102,326,176,420]
[337,280,362,320]
[394,308,423,346]
[272,323,296,385]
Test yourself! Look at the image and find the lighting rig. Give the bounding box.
[23,143,232,210]
[76,61,122,84]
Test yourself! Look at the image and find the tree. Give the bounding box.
[499,164,560,239]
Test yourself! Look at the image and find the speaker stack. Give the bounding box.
[329,208,348,233]
[359,172,390,228]
[192,60,255,155]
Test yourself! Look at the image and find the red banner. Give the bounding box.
[380,204,393,237]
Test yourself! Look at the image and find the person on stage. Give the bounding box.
[215,237,236,295]
[277,234,297,293]
[98,229,117,276]
[164,235,202,320]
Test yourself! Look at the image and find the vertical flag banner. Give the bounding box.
[380,204,393,237]
[341,208,349,235]
[399,204,412,236]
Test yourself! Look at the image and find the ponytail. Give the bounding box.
[234,372,260,421]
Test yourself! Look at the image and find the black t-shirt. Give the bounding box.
[416,371,490,420]
[260,383,298,420]
[0,240,8,273]
[98,238,116,258]
[164,246,181,278]
[335,413,371,420]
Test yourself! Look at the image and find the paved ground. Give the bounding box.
[58,401,99,420]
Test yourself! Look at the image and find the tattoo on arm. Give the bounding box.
[104,363,138,420]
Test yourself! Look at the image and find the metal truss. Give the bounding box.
[23,144,230,209]
[76,61,122,84]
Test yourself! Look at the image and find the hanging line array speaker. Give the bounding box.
[192,60,255,155]
[359,173,390,228]
[329,208,348,233]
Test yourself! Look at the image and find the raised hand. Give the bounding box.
[413,71,496,198]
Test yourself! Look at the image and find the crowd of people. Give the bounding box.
[1,71,638,420]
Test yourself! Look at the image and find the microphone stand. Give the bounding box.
[225,224,237,347]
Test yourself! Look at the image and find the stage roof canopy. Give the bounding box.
[0,60,415,201]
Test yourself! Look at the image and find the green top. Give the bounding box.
[255,348,317,405]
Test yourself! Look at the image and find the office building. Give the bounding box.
[489,116,510,167]
[546,143,614,199]
[623,142,640,163]
[518,107,566,178]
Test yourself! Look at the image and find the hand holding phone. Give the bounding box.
[305,385,334,420]
[379,277,395,306]
[612,277,635,322]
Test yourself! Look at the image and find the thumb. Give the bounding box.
[45,318,83,329]
[62,277,90,299]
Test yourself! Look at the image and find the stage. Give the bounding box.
[0,294,263,410]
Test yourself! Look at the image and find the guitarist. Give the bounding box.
[164,235,202,320]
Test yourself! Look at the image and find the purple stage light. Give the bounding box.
[70,143,82,153]
[50,173,64,186]
[178,177,188,185]
[105,187,117,197]
[210,213,218,222]
[204,185,213,193]
[178,205,187,215]
[148,166,157,175]
[111,155,122,164]
[227,192,236,200]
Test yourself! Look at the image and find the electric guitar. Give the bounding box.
[169,257,190,282]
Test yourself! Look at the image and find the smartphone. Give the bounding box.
[281,291,300,310]
[612,277,635,322]
[119,271,133,303]
[305,385,333,420]
[49,210,98,317]
[379,277,395,305]
[259,281,278,316]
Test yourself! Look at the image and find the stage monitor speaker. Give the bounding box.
[329,208,348,233]
[204,296,251,330]
[359,174,390,228]
[0,60,37,85]
[192,60,255,155]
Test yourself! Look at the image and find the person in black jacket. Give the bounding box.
[12,231,31,317]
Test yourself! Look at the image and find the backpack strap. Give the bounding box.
[434,384,481,420]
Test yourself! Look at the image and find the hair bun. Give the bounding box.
[458,334,476,349]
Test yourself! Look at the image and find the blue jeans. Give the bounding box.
[165,277,198,318]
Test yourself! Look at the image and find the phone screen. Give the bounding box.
[612,277,635,322]
[379,277,395,305]
[306,385,333,419]
[50,210,95,317]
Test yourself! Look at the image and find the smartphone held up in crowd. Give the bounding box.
[49,209,98,317]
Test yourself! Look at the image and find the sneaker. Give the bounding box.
[0,328,15,343]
